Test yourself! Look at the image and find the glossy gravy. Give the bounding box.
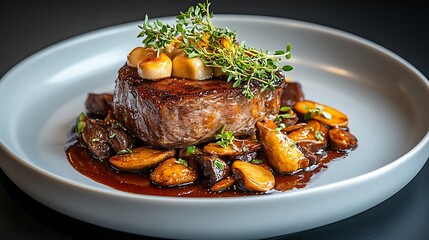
[66,141,346,197]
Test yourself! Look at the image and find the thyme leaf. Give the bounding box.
[214,125,235,148]
[175,158,189,168]
[136,0,293,99]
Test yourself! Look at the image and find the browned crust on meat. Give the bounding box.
[113,64,285,148]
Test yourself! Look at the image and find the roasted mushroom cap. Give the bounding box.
[232,160,275,192]
[256,120,309,174]
[294,100,348,127]
[328,128,358,151]
[109,146,176,171]
[210,176,235,192]
[150,158,198,187]
[203,140,261,162]
[288,120,329,153]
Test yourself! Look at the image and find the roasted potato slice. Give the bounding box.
[288,120,329,152]
[294,100,348,127]
[109,146,175,171]
[150,158,198,187]
[232,160,275,192]
[257,120,309,174]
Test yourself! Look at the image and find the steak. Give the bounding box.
[113,65,285,148]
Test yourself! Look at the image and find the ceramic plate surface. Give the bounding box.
[0,15,428,239]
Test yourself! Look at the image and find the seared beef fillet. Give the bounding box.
[113,65,285,148]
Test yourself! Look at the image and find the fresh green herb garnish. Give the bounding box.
[275,123,286,132]
[108,130,116,139]
[251,159,263,164]
[315,130,324,141]
[214,125,235,147]
[117,148,133,155]
[76,112,86,135]
[275,106,294,121]
[186,145,196,155]
[321,111,332,120]
[176,158,189,168]
[137,0,293,99]
[214,159,225,170]
[276,113,294,120]
[280,106,291,112]
[303,104,332,120]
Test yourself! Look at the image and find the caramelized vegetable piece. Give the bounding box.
[196,155,230,186]
[80,118,113,160]
[257,120,309,174]
[109,146,175,171]
[288,120,329,152]
[127,47,155,67]
[164,42,184,59]
[138,52,172,80]
[294,100,348,127]
[203,140,261,157]
[282,122,306,133]
[172,53,213,80]
[328,128,358,151]
[150,158,198,187]
[210,176,235,192]
[232,160,275,192]
[213,67,226,77]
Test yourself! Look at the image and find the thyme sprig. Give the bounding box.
[137,1,293,99]
[214,125,235,148]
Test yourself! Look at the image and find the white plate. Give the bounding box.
[0,15,428,240]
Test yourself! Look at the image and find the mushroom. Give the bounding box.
[288,120,329,153]
[210,176,235,192]
[196,155,230,186]
[150,158,198,187]
[256,120,309,174]
[80,118,113,161]
[294,100,348,127]
[109,146,175,171]
[203,139,261,162]
[232,160,275,192]
[328,128,358,151]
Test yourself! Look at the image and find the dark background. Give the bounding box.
[1,0,428,239]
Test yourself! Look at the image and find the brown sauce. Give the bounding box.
[66,143,346,198]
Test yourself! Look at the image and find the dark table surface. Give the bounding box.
[1,1,428,239]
